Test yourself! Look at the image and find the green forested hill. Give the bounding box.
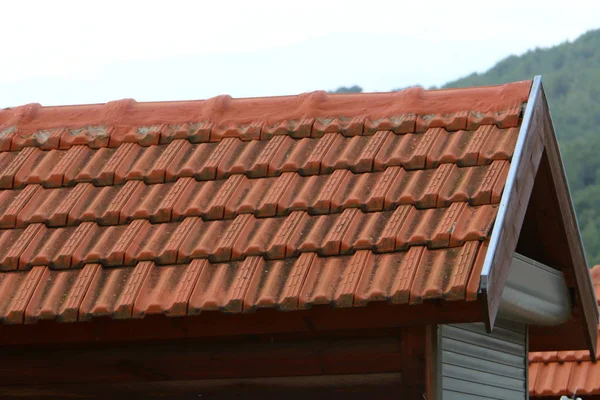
[444,29,600,266]
[331,28,600,265]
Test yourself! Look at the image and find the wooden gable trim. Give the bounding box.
[480,76,543,330]
[480,75,598,356]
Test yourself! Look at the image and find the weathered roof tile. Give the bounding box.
[0,82,532,325]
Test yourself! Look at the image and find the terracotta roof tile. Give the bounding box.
[529,264,600,397]
[0,82,532,325]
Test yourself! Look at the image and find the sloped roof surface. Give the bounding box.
[529,265,600,397]
[0,82,531,324]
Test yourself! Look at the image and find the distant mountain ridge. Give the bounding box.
[331,28,600,265]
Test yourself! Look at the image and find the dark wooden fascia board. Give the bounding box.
[480,75,598,357]
[425,325,441,400]
[0,298,485,346]
[538,83,599,358]
[0,326,426,390]
[0,373,408,400]
[480,76,543,331]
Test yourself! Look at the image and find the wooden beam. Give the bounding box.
[0,373,408,400]
[0,327,426,388]
[0,299,484,346]
[425,325,441,400]
[481,77,543,332]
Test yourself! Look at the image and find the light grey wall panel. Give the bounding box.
[440,319,527,400]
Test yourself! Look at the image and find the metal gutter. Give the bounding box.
[479,75,542,289]
[498,253,571,326]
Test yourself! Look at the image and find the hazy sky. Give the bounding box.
[2,0,599,107]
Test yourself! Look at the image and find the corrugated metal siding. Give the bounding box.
[441,319,528,400]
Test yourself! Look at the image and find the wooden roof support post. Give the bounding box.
[426,325,441,400]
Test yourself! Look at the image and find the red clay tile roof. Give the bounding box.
[529,265,600,398]
[0,82,531,325]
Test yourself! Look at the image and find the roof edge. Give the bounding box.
[480,75,599,357]
[479,76,541,330]
[480,76,540,282]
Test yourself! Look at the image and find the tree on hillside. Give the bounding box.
[329,85,363,94]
